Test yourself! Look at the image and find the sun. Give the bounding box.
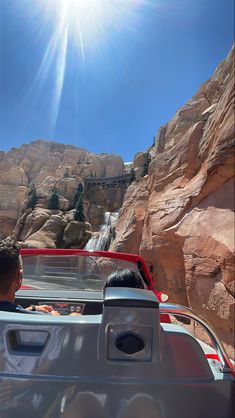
[45,0,120,44]
[20,0,143,131]
[36,0,143,57]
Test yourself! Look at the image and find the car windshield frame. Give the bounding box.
[20,249,153,293]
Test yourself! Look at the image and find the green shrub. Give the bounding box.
[141,153,151,176]
[129,168,136,183]
[74,195,85,222]
[48,190,60,210]
[72,183,84,209]
[26,185,38,209]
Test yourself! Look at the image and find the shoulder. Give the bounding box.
[0,301,19,312]
[0,301,34,313]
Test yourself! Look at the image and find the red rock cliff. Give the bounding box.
[111,45,235,356]
[0,140,126,240]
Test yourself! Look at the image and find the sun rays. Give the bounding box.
[15,0,157,133]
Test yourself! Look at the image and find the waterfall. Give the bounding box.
[85,211,119,251]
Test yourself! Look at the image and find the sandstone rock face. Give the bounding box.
[14,208,51,242]
[0,141,125,237]
[0,179,28,239]
[86,186,126,213]
[63,221,92,248]
[24,214,67,248]
[133,152,148,177]
[87,204,105,230]
[112,45,235,355]
[113,178,150,254]
[15,207,92,249]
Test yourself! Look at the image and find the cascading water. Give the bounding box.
[85,211,119,251]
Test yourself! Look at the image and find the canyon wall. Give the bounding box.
[111,45,235,355]
[0,141,126,246]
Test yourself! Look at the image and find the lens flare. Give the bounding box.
[17,0,154,132]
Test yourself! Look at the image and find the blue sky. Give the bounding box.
[0,0,234,161]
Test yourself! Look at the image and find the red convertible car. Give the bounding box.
[0,248,234,418]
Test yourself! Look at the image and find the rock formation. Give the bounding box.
[111,45,235,355]
[0,140,126,243]
[15,207,92,249]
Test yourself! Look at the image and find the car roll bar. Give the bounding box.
[159,303,235,377]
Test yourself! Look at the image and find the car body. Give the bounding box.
[0,249,234,418]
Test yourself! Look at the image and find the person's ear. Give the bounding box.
[16,268,23,291]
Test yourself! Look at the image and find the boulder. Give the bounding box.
[15,208,51,241]
[25,214,67,248]
[133,151,150,178]
[87,204,105,230]
[63,221,92,248]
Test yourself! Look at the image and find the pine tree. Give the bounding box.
[63,168,69,178]
[141,153,151,177]
[72,183,84,209]
[26,184,38,209]
[48,189,60,210]
[74,195,85,222]
[129,168,136,183]
[78,183,83,193]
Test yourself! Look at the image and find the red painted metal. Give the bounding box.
[20,285,35,290]
[20,248,154,285]
[205,353,220,361]
[20,248,150,265]
[20,248,170,321]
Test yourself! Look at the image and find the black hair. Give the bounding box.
[61,392,105,418]
[0,239,21,293]
[121,395,163,418]
[104,269,145,289]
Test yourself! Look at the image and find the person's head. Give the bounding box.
[104,269,145,289]
[120,395,163,418]
[0,239,22,297]
[61,392,105,418]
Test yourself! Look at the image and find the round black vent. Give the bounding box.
[115,333,145,354]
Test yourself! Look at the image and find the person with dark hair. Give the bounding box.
[0,239,52,313]
[60,392,106,418]
[104,269,145,289]
[120,394,164,418]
